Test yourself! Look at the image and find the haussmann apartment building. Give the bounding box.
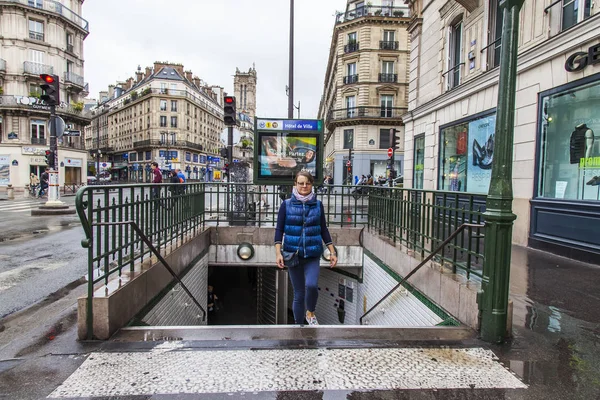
[402,0,600,262]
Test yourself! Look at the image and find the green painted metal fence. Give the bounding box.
[75,182,486,337]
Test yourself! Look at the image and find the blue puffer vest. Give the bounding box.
[283,196,323,258]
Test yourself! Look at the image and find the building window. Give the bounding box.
[160,116,167,127]
[28,19,44,41]
[345,32,359,53]
[346,96,356,118]
[171,116,178,128]
[446,19,463,90]
[414,135,425,189]
[171,100,177,112]
[170,83,177,92]
[31,120,46,144]
[344,63,358,84]
[29,83,42,97]
[66,32,74,53]
[537,79,600,201]
[160,100,167,111]
[379,129,390,149]
[380,61,396,82]
[130,152,137,162]
[562,0,592,30]
[380,30,398,50]
[343,129,354,149]
[380,95,394,117]
[160,83,167,94]
[439,112,496,193]
[28,0,43,8]
[146,151,152,160]
[487,0,503,69]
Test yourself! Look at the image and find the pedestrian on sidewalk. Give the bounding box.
[39,168,49,198]
[151,162,162,198]
[274,171,338,326]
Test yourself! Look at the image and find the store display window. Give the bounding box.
[414,135,424,189]
[438,111,496,193]
[538,78,600,201]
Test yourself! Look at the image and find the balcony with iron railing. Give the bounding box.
[380,40,399,50]
[110,88,222,117]
[343,74,359,85]
[336,5,409,24]
[379,73,398,83]
[327,106,406,124]
[344,42,359,53]
[23,61,53,75]
[28,30,44,41]
[10,0,89,32]
[65,71,85,87]
[66,43,74,53]
[31,137,47,145]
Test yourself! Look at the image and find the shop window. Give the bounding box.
[439,112,496,193]
[343,129,354,149]
[487,0,503,69]
[379,129,390,149]
[129,153,137,162]
[538,79,600,201]
[414,135,425,189]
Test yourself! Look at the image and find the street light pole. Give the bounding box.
[96,102,100,182]
[288,0,294,119]
[479,0,524,343]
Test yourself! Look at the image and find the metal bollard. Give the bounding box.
[7,184,14,200]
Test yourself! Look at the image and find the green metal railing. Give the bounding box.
[368,188,486,278]
[75,182,486,337]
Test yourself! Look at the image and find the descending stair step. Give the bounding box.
[114,324,475,343]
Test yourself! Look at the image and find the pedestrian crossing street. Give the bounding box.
[0,199,44,213]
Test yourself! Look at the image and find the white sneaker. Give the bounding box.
[306,312,319,326]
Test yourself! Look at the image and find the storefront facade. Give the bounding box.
[403,5,600,262]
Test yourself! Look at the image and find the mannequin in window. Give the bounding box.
[569,123,594,164]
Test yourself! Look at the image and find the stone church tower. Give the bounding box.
[233,65,257,119]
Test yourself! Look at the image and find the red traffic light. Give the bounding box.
[45,150,52,156]
[40,74,55,84]
[224,96,234,104]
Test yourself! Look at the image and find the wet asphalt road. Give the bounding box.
[0,196,87,318]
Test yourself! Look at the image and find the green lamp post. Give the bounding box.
[478,0,525,343]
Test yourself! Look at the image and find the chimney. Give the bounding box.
[126,77,134,90]
[185,71,193,81]
[173,64,184,76]
[192,76,201,88]
[136,71,143,82]
[145,67,152,78]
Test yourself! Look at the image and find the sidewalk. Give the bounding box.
[0,244,598,399]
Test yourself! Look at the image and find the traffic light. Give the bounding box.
[44,150,55,166]
[40,74,60,105]
[220,147,229,159]
[390,128,401,151]
[223,96,237,126]
[223,163,230,177]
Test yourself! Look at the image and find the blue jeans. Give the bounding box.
[287,256,321,324]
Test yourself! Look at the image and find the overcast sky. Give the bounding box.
[83,0,345,119]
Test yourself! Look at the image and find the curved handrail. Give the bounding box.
[360,222,485,325]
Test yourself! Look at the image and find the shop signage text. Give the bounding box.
[10,96,71,110]
[580,156,600,168]
[22,147,48,155]
[565,43,600,72]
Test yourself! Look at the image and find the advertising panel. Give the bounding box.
[466,114,496,194]
[0,155,10,186]
[254,118,323,184]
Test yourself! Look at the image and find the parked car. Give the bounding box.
[87,176,97,185]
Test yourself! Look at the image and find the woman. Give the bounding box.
[274,171,338,325]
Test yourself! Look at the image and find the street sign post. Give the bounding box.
[387,148,393,158]
[346,160,351,167]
